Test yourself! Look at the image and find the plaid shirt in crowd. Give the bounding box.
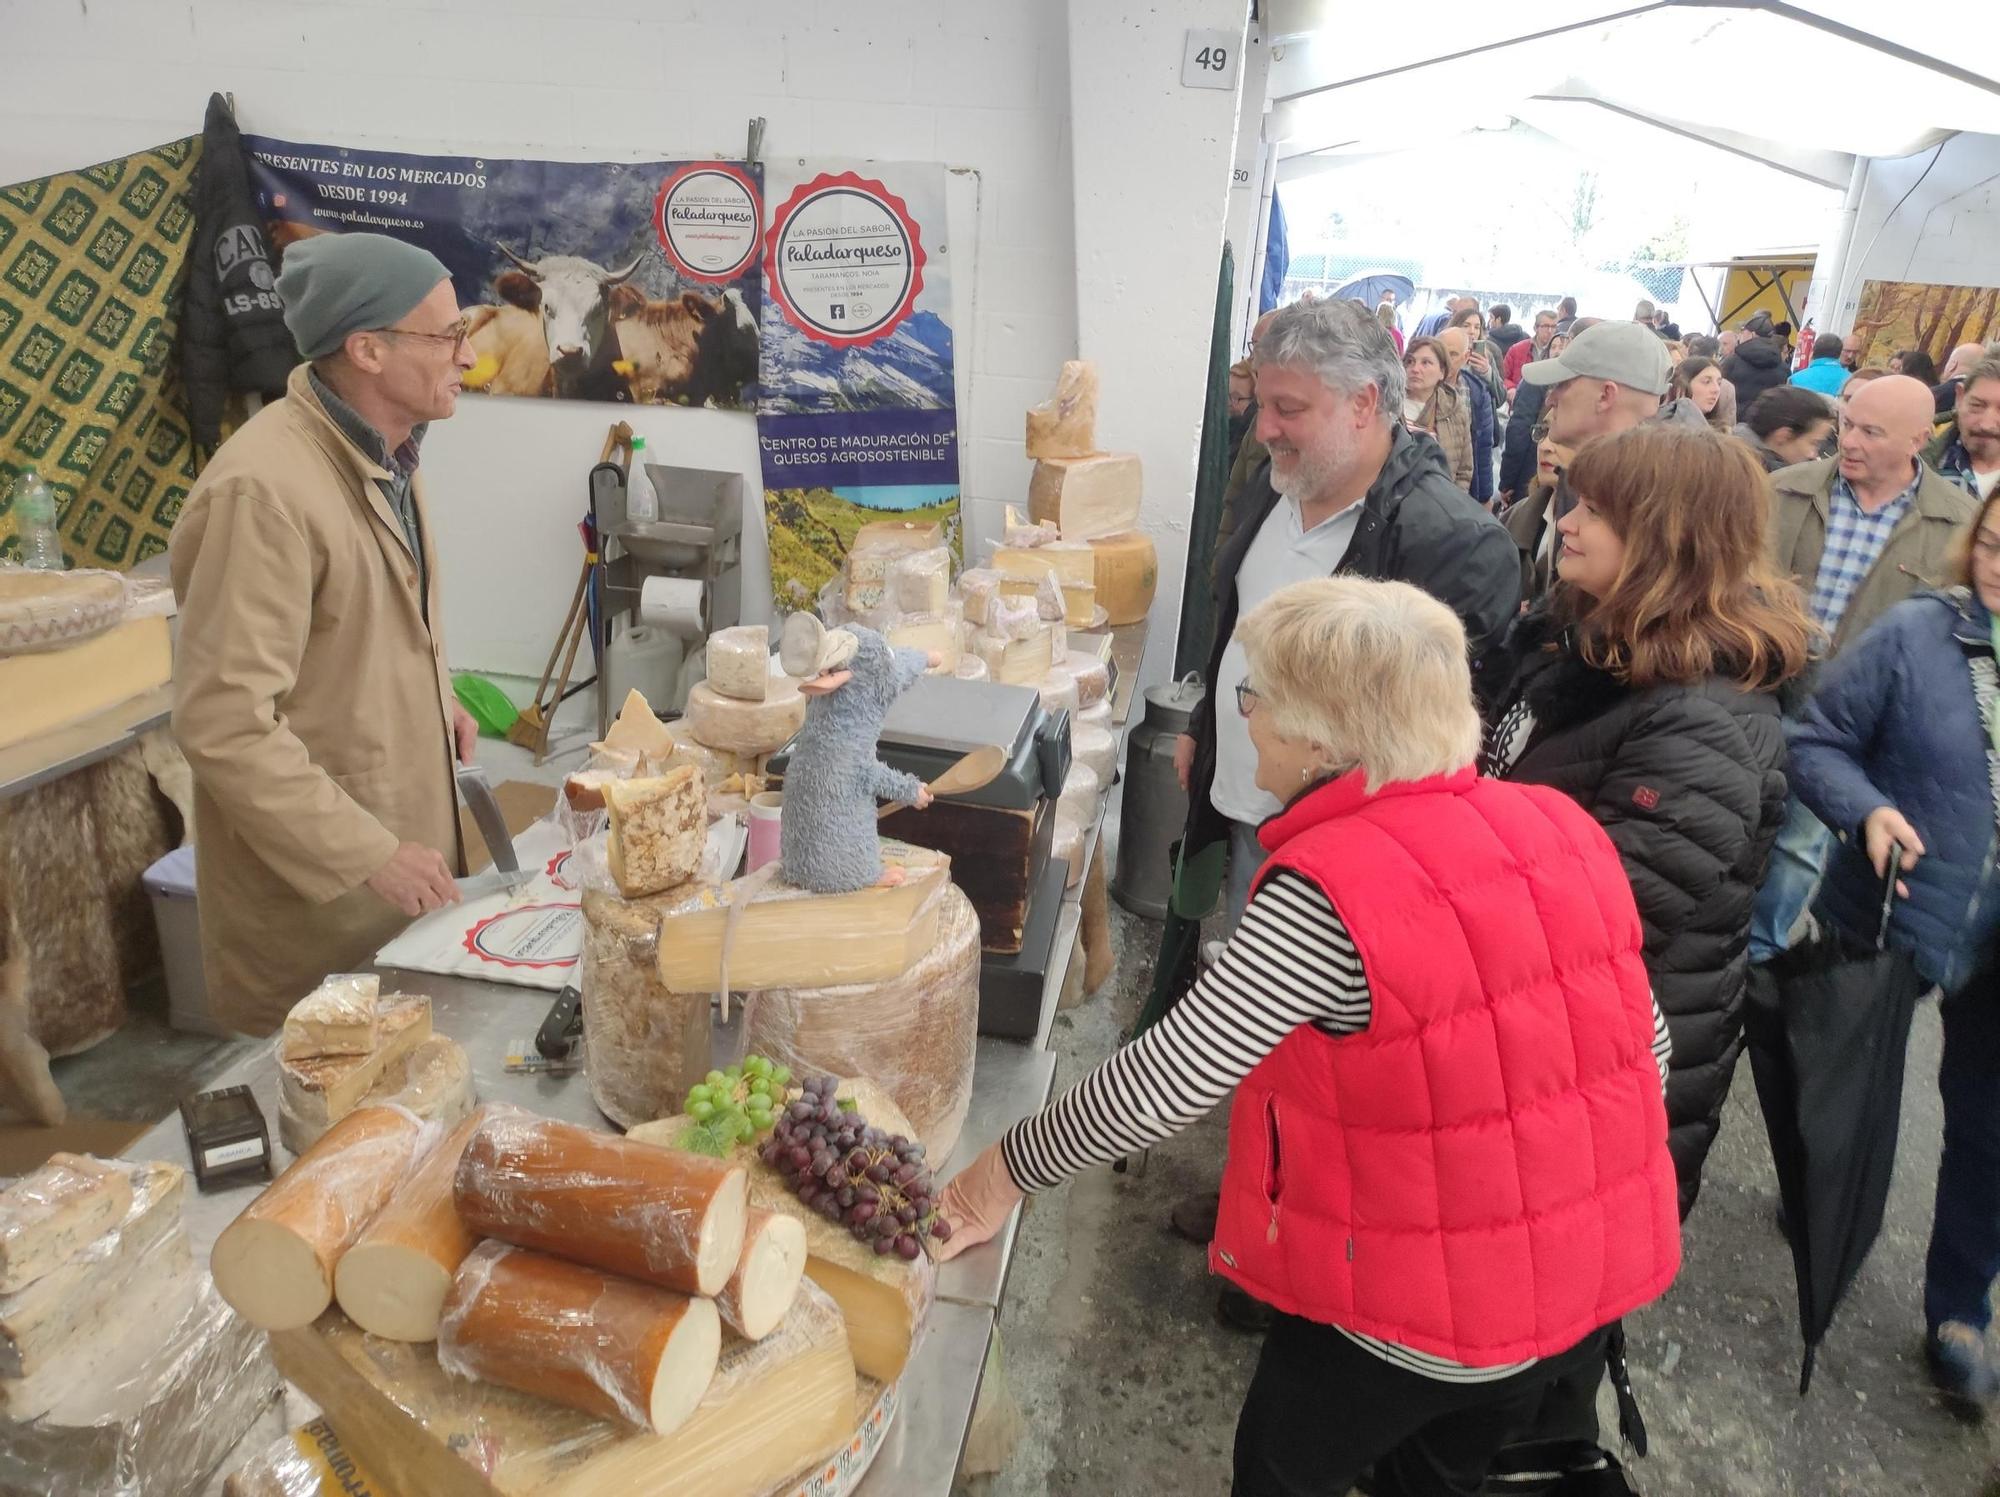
[1807,468,1917,638]
[1935,437,1981,497]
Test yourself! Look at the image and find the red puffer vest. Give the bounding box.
[1209,767,1681,1366]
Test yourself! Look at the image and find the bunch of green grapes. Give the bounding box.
[680,1055,793,1155]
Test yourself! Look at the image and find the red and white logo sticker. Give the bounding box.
[461,903,580,971]
[654,163,762,284]
[763,171,925,348]
[544,850,577,891]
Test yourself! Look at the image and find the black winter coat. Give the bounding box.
[183,93,297,449]
[1480,610,1789,1219]
[1720,335,1789,414]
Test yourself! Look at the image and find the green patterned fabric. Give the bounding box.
[0,135,201,570]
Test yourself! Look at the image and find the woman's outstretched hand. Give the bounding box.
[934,1143,1025,1262]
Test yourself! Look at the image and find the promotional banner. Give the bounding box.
[755,161,959,611]
[242,136,763,409]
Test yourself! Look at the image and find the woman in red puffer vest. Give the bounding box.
[938,577,1680,1496]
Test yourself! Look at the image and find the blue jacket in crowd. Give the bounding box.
[1458,365,1496,503]
[1789,357,1847,397]
[1499,378,1546,499]
[1786,588,2000,994]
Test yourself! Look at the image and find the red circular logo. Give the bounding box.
[654,163,763,285]
[762,171,926,349]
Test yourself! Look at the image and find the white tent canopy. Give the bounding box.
[1265,0,2000,180]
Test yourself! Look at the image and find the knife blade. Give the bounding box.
[455,764,522,875]
[455,867,533,901]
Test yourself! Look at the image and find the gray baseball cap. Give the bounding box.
[1520,321,1672,397]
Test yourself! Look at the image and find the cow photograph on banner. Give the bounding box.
[755,160,959,612]
[243,137,762,409]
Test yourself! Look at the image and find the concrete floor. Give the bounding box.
[976,823,2000,1497]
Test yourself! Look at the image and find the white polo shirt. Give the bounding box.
[1210,493,1364,826]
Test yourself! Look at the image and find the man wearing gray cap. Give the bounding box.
[170,231,480,1035]
[1503,320,1673,602]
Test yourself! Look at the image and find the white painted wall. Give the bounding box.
[1,0,1081,679]
[1817,132,2000,334]
[1068,0,1250,691]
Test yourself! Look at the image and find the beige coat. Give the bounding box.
[1767,456,1977,654]
[1409,381,1474,491]
[170,365,461,1035]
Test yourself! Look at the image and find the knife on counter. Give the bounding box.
[455,764,534,900]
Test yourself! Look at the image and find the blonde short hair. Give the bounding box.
[1236,577,1482,792]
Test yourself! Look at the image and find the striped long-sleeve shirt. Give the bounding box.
[1001,867,1673,1382]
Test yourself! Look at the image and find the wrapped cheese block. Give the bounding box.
[957,566,1001,626]
[988,592,1041,641]
[1072,722,1118,784]
[743,886,979,1160]
[1057,760,1103,823]
[714,1208,807,1342]
[266,1278,854,1497]
[336,1106,498,1342]
[1024,359,1098,459]
[0,1153,134,1295]
[683,676,805,756]
[888,546,951,614]
[439,1241,721,1436]
[0,1161,183,1378]
[886,605,962,673]
[279,974,380,1062]
[212,1104,428,1332]
[1027,450,1143,539]
[454,1114,748,1298]
[1038,665,1079,719]
[993,540,1095,589]
[581,887,713,1129]
[846,519,943,583]
[703,625,769,703]
[219,1418,388,1497]
[1053,805,1087,888]
[605,766,705,898]
[280,1031,472,1156]
[277,997,433,1149]
[1066,652,1110,709]
[969,621,1054,687]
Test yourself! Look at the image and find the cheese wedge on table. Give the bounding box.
[1024,359,1098,459]
[279,996,432,1140]
[594,687,676,760]
[969,623,1055,687]
[280,973,381,1061]
[0,1153,134,1295]
[992,541,1096,590]
[703,625,769,703]
[1028,451,1142,539]
[605,766,706,898]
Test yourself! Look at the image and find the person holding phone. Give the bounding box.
[1784,489,2000,1407]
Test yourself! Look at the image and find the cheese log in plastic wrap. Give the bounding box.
[702,625,769,703]
[885,606,961,673]
[683,676,805,756]
[278,997,433,1145]
[1027,450,1143,539]
[1038,666,1079,719]
[0,1153,134,1295]
[454,1114,747,1298]
[631,1077,932,1383]
[580,888,712,1129]
[281,1031,472,1156]
[604,766,705,898]
[1066,652,1110,709]
[1072,722,1118,784]
[335,1107,499,1342]
[279,974,381,1062]
[715,1209,808,1342]
[957,566,1001,626]
[265,1278,854,1497]
[743,886,980,1161]
[0,1161,183,1377]
[1024,359,1097,459]
[1052,806,1086,888]
[212,1105,428,1332]
[1057,761,1102,824]
[0,1267,281,1497]
[649,845,950,993]
[1088,530,1159,625]
[846,519,943,585]
[969,622,1054,687]
[439,1241,721,1435]
[888,546,951,614]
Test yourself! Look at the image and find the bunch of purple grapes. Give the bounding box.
[758,1074,952,1261]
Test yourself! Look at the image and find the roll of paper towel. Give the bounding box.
[638,575,707,638]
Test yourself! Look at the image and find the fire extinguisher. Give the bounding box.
[1796,322,1816,372]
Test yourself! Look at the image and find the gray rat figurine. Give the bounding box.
[778,619,940,893]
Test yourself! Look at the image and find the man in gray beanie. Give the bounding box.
[169,231,482,1035]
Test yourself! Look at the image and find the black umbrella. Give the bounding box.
[1745,848,1926,1394]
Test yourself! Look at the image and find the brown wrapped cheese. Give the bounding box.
[581,887,712,1129]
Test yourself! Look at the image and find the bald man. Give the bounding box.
[1751,373,1979,964]
[1935,340,1992,415]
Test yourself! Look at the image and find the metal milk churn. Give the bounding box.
[1112,674,1206,919]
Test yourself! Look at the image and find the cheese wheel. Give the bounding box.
[1039,666,1079,717]
[717,1208,808,1341]
[1072,723,1117,784]
[1088,530,1159,625]
[211,1105,425,1332]
[705,625,770,703]
[335,1106,496,1341]
[438,1240,720,1435]
[453,1114,748,1298]
[684,677,806,756]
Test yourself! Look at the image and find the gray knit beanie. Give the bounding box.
[275,232,452,360]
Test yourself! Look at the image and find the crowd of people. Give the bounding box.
[943,291,2000,1494]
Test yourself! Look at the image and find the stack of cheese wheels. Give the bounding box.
[211,1105,426,1331]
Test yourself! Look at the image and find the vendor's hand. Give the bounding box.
[914,786,934,809]
[934,1143,1024,1262]
[367,841,461,918]
[452,703,479,766]
[1864,807,1925,900]
[1174,733,1196,792]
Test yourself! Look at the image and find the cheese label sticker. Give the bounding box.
[290,1417,386,1495]
[462,903,582,970]
[202,1137,266,1169]
[544,850,577,891]
[655,163,763,284]
[763,171,926,349]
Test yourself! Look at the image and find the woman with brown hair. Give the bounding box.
[1476,421,1810,1490]
[1660,355,1731,431]
[1401,335,1474,489]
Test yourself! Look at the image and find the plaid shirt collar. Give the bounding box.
[1828,465,1919,524]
